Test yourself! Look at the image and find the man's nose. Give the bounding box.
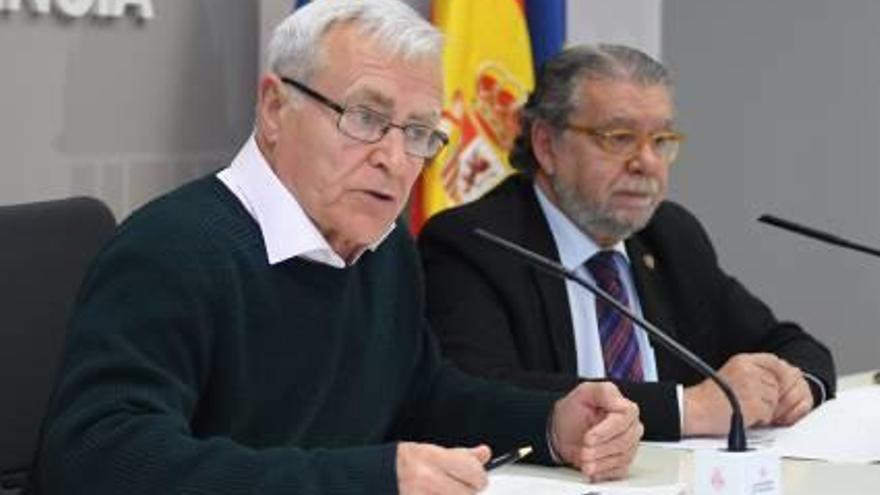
[627,140,663,173]
[371,126,412,173]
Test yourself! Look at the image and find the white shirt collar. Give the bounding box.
[533,182,629,269]
[217,134,394,268]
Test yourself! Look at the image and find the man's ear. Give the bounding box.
[256,73,288,145]
[531,120,558,176]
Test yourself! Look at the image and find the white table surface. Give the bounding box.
[495,370,880,494]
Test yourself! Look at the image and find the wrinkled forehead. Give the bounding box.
[316,18,442,73]
[577,79,675,127]
[318,24,443,119]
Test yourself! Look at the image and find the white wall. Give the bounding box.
[0,1,258,219]
[567,0,662,59]
[664,0,880,374]
[259,0,291,74]
[259,1,662,70]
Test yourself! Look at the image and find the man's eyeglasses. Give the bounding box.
[565,124,685,163]
[280,76,449,161]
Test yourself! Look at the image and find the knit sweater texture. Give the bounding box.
[35,177,558,495]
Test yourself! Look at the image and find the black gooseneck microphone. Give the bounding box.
[757,214,880,259]
[473,228,748,452]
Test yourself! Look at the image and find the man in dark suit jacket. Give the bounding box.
[419,45,835,441]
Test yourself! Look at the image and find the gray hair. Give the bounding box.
[511,44,673,172]
[267,0,442,83]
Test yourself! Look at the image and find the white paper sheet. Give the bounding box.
[772,386,880,463]
[643,387,880,464]
[485,473,685,495]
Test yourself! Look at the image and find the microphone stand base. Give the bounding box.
[694,448,781,495]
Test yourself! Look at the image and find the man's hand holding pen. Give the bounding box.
[395,381,642,494]
[396,442,491,495]
[550,382,644,482]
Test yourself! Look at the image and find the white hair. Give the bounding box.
[267,0,442,82]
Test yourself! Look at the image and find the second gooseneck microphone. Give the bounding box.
[473,228,748,452]
[758,214,880,259]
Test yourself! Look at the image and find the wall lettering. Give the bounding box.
[0,0,154,20]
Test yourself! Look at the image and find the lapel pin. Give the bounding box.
[643,254,656,270]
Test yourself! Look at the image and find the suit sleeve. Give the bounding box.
[716,271,836,405]
[419,216,582,392]
[655,203,836,406]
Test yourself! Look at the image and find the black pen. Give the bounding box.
[484,445,533,471]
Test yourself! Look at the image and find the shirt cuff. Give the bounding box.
[803,372,828,405]
[545,412,564,465]
[676,384,685,433]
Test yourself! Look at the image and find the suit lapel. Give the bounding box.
[518,181,579,374]
[626,235,680,379]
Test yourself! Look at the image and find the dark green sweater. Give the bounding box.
[35,177,559,495]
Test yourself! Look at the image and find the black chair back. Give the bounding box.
[0,197,115,493]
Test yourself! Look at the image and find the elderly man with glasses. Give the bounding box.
[419,44,835,442]
[34,3,644,495]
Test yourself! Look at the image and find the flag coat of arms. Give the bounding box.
[411,0,535,231]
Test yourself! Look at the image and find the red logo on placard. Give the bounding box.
[711,467,726,492]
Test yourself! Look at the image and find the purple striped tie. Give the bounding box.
[585,251,644,382]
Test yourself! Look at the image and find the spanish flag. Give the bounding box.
[410,0,535,232]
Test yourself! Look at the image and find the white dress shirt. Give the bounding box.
[216,135,393,268]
